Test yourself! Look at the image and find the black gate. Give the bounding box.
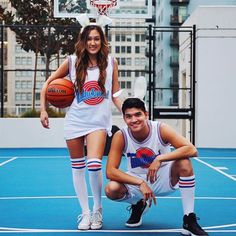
[147,25,196,144]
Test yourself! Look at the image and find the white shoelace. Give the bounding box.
[92,210,102,224]
[77,213,90,224]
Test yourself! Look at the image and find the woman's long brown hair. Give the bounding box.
[75,25,109,94]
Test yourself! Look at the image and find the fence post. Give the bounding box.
[1,23,4,117]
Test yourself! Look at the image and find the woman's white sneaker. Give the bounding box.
[91,208,103,230]
[77,212,91,230]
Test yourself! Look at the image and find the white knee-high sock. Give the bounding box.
[71,157,90,214]
[179,175,195,215]
[87,158,102,211]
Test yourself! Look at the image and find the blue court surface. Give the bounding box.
[0,148,236,236]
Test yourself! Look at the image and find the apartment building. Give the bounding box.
[154,0,236,107]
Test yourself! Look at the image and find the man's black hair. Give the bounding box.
[122,98,146,115]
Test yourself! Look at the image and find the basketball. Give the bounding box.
[46,78,75,108]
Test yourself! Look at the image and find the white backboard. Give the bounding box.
[54,0,153,19]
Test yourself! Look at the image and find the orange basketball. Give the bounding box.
[46,78,75,108]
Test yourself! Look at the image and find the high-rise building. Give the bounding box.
[154,0,236,107]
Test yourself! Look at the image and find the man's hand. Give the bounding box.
[147,159,161,184]
[139,181,156,207]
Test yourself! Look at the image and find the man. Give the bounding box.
[105,98,208,236]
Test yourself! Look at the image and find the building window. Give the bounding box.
[27,81,32,89]
[126,58,131,66]
[27,92,32,101]
[15,92,21,101]
[127,81,131,89]
[121,34,126,41]
[22,81,27,89]
[15,81,21,89]
[115,46,120,53]
[141,34,146,42]
[135,46,140,53]
[21,93,27,101]
[120,81,126,88]
[15,57,21,65]
[121,46,126,53]
[135,58,141,66]
[120,71,126,77]
[135,34,140,42]
[127,46,131,53]
[115,34,120,41]
[121,58,126,65]
[15,45,22,53]
[126,35,132,42]
[35,93,41,100]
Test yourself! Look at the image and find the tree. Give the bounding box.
[0,0,85,110]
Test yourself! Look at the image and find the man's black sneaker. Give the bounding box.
[125,199,149,227]
[182,213,208,236]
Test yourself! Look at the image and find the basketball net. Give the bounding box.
[90,0,117,16]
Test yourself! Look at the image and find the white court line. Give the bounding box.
[0,195,236,200]
[199,156,236,160]
[0,157,17,167]
[216,167,228,170]
[195,158,236,182]
[1,226,236,233]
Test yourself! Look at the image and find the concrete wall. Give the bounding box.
[180,6,236,148]
[0,116,125,148]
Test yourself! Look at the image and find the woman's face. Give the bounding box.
[85,29,102,56]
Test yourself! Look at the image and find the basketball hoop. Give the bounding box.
[90,0,117,16]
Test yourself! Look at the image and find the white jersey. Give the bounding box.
[64,55,114,140]
[121,120,171,174]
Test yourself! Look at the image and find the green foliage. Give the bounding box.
[21,108,65,118]
[0,0,83,58]
[0,0,85,112]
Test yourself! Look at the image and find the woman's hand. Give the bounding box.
[40,110,49,129]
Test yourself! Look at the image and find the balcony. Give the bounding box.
[170,14,188,25]
[170,76,179,87]
[170,97,179,106]
[145,48,154,57]
[146,16,156,23]
[170,0,189,5]
[170,56,179,67]
[146,0,156,6]
[170,34,179,47]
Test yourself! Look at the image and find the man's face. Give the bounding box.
[124,108,148,132]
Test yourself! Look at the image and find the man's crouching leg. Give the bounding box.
[105,181,127,201]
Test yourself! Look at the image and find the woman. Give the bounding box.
[40,24,122,230]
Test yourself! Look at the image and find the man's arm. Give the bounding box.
[106,131,144,186]
[147,123,198,183]
[106,130,157,206]
[158,122,198,163]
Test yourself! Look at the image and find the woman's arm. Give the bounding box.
[111,59,123,113]
[40,58,69,128]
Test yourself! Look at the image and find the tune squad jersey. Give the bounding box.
[121,120,171,174]
[64,55,113,140]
